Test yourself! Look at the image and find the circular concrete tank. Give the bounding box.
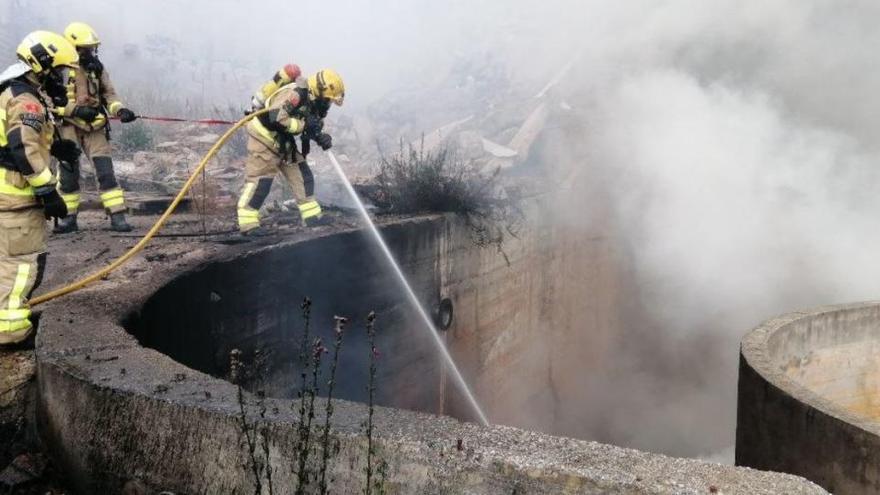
[736,302,880,494]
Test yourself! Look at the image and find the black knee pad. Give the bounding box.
[92,156,119,190]
[58,160,81,193]
[298,161,315,196]
[248,177,274,210]
[29,253,48,298]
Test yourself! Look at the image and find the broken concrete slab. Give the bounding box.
[481,136,518,158]
[413,115,474,152]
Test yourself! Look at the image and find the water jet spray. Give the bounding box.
[326,150,490,426]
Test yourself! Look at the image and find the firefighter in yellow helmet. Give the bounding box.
[237,68,344,235]
[53,22,137,233]
[0,31,79,345]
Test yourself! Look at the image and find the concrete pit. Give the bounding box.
[29,212,825,493]
[125,217,452,418]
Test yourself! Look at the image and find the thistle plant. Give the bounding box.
[319,316,348,494]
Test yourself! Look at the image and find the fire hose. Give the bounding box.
[30,109,269,306]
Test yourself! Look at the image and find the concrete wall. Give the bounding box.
[737,302,880,494]
[126,217,447,415]
[124,211,621,428]
[440,211,622,429]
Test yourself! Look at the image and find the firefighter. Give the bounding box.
[237,69,344,235]
[0,31,78,345]
[53,22,137,234]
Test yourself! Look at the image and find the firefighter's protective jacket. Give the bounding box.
[247,83,316,155]
[57,64,124,132]
[0,79,56,211]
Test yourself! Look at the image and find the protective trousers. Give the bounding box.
[57,125,126,214]
[237,136,321,232]
[0,209,46,345]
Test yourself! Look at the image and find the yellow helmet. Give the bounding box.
[64,22,101,48]
[308,69,345,106]
[16,31,79,74]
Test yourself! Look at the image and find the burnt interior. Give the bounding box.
[123,222,453,415]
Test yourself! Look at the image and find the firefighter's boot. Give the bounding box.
[109,212,132,232]
[53,213,78,234]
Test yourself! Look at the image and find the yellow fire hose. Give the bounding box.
[30,109,269,307]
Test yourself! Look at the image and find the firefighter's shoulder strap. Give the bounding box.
[256,83,300,132]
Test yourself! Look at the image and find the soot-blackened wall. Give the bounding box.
[125,218,449,415]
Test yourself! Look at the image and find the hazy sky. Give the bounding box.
[5,0,580,110]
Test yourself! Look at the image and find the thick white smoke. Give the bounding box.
[545,0,880,459]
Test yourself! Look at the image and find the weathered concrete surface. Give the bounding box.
[34,213,825,493]
[0,349,35,468]
[737,302,880,494]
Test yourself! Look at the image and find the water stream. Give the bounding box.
[326,150,490,426]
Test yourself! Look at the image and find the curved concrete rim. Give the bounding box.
[740,300,880,437]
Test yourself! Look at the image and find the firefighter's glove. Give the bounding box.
[117,108,137,123]
[35,187,68,220]
[50,139,81,164]
[315,133,332,150]
[304,115,323,139]
[72,106,100,122]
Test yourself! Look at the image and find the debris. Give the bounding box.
[84,247,111,263]
[496,101,549,168]
[188,133,221,145]
[127,194,192,215]
[415,115,474,153]
[0,453,46,489]
[481,137,517,158]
